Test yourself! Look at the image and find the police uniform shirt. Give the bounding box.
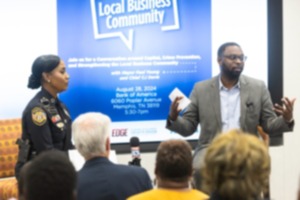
[21,88,73,155]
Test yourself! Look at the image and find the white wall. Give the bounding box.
[281,0,300,199]
[265,1,300,199]
[0,0,57,119]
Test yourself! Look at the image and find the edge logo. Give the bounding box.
[112,128,128,137]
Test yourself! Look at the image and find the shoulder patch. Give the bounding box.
[31,107,47,126]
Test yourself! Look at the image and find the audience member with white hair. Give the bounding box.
[72,112,152,200]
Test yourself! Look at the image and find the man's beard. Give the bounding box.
[221,64,243,80]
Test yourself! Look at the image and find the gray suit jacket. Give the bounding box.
[167,75,293,153]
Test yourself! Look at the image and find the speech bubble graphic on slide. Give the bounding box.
[90,0,180,51]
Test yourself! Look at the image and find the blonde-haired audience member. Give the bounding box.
[128,139,208,200]
[201,129,270,200]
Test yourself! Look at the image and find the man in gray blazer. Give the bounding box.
[166,42,295,187]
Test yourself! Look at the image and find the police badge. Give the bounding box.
[31,107,47,126]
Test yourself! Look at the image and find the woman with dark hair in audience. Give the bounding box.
[15,55,73,179]
[128,139,208,200]
[201,129,270,200]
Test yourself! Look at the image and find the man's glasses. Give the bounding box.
[223,55,247,62]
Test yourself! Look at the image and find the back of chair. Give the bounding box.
[0,119,22,178]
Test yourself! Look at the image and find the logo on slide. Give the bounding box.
[90,0,180,51]
[112,128,128,137]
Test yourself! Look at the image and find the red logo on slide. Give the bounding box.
[112,129,127,137]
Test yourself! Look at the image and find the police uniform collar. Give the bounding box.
[41,88,58,104]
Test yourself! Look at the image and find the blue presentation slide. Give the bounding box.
[57,0,211,143]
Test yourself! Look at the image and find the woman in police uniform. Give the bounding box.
[15,55,73,179]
